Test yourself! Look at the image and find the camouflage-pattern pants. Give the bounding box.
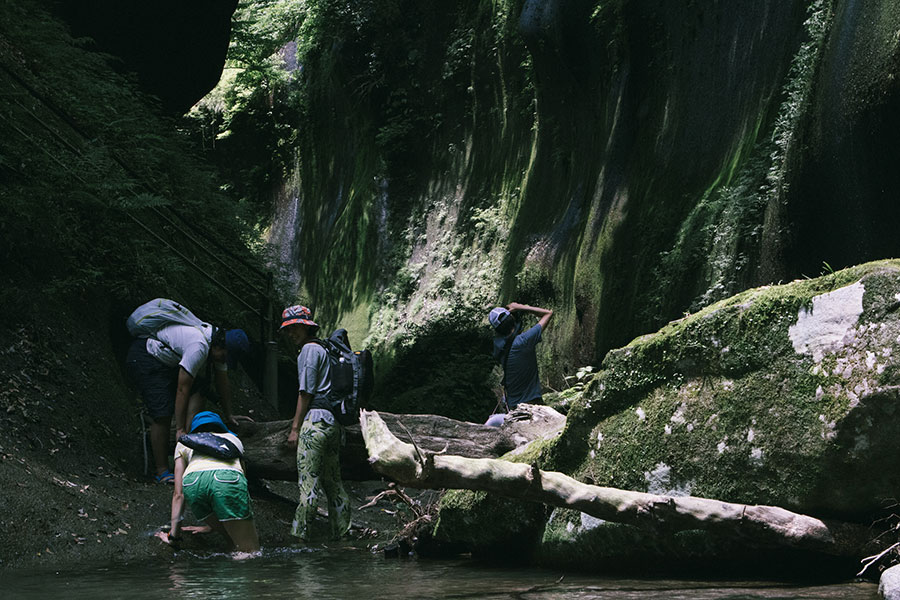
[291,419,351,540]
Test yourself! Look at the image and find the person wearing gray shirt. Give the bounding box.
[281,304,351,542]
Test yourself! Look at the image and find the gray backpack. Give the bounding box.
[126,298,205,339]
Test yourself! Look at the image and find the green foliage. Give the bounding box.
[230,0,307,64]
[371,317,497,421]
[0,0,264,322]
[562,365,595,392]
[186,0,304,220]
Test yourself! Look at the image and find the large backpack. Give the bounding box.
[126,298,205,339]
[313,329,374,426]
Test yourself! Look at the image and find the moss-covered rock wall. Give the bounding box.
[433,260,900,571]
[240,0,900,414]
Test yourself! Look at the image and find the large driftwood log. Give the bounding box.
[360,410,877,558]
[238,405,565,481]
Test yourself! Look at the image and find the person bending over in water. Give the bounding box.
[158,410,260,555]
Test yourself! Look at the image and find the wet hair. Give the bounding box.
[211,327,227,348]
[495,313,517,337]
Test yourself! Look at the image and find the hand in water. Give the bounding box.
[155,530,180,546]
[182,524,213,535]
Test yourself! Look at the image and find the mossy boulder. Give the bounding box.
[431,489,547,561]
[565,260,900,520]
[434,261,900,564]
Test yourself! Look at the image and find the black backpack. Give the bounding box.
[179,432,243,460]
[313,329,374,426]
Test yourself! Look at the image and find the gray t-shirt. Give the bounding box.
[493,323,543,408]
[297,342,334,424]
[146,323,226,377]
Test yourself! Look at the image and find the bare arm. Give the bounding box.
[169,456,186,541]
[213,366,253,428]
[287,391,313,447]
[507,302,554,331]
[174,367,195,440]
[213,367,235,424]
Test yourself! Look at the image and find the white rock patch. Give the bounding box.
[750,447,763,465]
[644,463,693,496]
[789,282,864,362]
[580,512,606,530]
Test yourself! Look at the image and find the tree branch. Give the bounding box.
[360,410,877,558]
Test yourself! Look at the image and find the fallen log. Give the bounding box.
[360,409,879,558]
[237,404,565,481]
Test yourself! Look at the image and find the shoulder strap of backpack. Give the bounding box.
[500,335,514,388]
[307,338,329,351]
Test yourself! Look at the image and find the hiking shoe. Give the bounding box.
[154,470,175,484]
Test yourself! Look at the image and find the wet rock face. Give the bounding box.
[56,0,238,114]
[566,260,900,521]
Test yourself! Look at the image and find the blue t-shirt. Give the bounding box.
[493,323,543,408]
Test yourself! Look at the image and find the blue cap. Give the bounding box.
[489,307,511,330]
[189,411,231,434]
[225,329,250,369]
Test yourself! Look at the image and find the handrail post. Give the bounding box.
[263,272,279,411]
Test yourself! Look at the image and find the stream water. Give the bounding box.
[0,546,879,600]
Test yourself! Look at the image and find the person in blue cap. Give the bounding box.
[486,302,553,426]
[158,410,259,555]
[279,304,351,542]
[126,318,252,484]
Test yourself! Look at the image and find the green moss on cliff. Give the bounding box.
[200,0,900,427]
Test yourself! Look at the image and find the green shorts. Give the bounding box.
[182,469,253,522]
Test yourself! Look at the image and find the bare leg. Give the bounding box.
[202,516,227,536]
[220,519,260,553]
[150,416,172,475]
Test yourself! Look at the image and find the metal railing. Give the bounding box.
[0,61,280,408]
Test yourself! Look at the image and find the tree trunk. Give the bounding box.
[359,410,878,558]
[238,404,565,481]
